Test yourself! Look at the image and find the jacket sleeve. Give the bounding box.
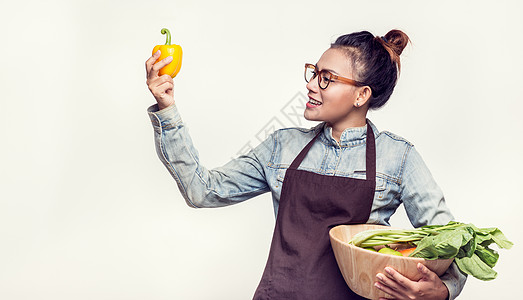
[148,104,272,208]
[400,145,467,299]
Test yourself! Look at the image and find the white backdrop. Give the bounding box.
[1,0,522,299]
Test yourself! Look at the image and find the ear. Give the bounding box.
[353,86,372,108]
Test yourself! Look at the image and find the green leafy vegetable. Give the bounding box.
[348,222,512,281]
[475,244,499,268]
[409,229,464,259]
[455,254,498,281]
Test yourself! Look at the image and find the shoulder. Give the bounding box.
[377,130,414,147]
[367,120,413,150]
[375,130,415,159]
[374,129,417,177]
[274,123,323,142]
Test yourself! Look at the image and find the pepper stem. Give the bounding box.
[161,28,171,45]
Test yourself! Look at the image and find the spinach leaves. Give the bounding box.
[349,222,513,281]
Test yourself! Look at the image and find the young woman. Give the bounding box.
[145,29,466,300]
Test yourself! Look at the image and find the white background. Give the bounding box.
[1,0,522,299]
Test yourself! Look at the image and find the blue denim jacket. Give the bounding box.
[148,103,466,299]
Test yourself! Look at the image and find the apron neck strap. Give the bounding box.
[289,129,323,170]
[289,123,377,181]
[365,123,376,181]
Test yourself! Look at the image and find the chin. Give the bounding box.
[304,111,323,122]
[304,110,316,121]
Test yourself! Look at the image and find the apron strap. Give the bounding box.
[288,128,323,170]
[289,122,377,181]
[365,122,376,181]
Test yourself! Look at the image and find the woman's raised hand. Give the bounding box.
[146,50,175,110]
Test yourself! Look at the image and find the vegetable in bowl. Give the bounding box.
[349,221,513,281]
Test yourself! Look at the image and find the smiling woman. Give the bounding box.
[1,1,521,299]
[145,29,465,300]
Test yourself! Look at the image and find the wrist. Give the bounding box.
[158,101,175,111]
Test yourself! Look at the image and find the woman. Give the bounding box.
[145,29,466,299]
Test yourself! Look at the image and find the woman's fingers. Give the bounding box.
[147,55,173,79]
[417,263,436,280]
[147,75,174,108]
[376,272,402,298]
[148,75,173,95]
[375,267,416,299]
[145,51,175,109]
[151,56,173,78]
[382,267,411,289]
[146,51,173,80]
[148,74,173,88]
[145,50,161,76]
[375,265,446,300]
[375,280,399,299]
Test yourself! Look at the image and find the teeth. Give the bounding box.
[309,99,322,105]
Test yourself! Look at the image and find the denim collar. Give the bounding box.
[319,119,379,147]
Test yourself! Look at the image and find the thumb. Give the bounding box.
[417,263,436,280]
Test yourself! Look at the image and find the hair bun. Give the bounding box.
[376,29,410,72]
[383,29,410,56]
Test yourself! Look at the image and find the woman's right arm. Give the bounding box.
[145,53,272,208]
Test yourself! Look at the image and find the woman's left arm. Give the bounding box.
[374,145,467,300]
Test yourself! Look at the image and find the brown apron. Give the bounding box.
[253,123,376,299]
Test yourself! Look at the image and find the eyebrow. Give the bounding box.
[315,64,339,75]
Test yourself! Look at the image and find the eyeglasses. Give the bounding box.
[304,63,367,90]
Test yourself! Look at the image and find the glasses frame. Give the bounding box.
[304,63,367,90]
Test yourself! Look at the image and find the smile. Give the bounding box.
[307,98,322,107]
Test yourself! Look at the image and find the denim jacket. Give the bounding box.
[148,103,467,299]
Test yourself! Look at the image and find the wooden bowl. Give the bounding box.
[329,224,454,299]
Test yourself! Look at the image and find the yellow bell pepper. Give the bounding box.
[152,28,183,78]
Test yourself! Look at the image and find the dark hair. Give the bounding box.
[331,29,410,109]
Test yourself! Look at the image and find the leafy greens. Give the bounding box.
[348,221,513,281]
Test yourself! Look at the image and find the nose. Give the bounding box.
[306,75,319,93]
